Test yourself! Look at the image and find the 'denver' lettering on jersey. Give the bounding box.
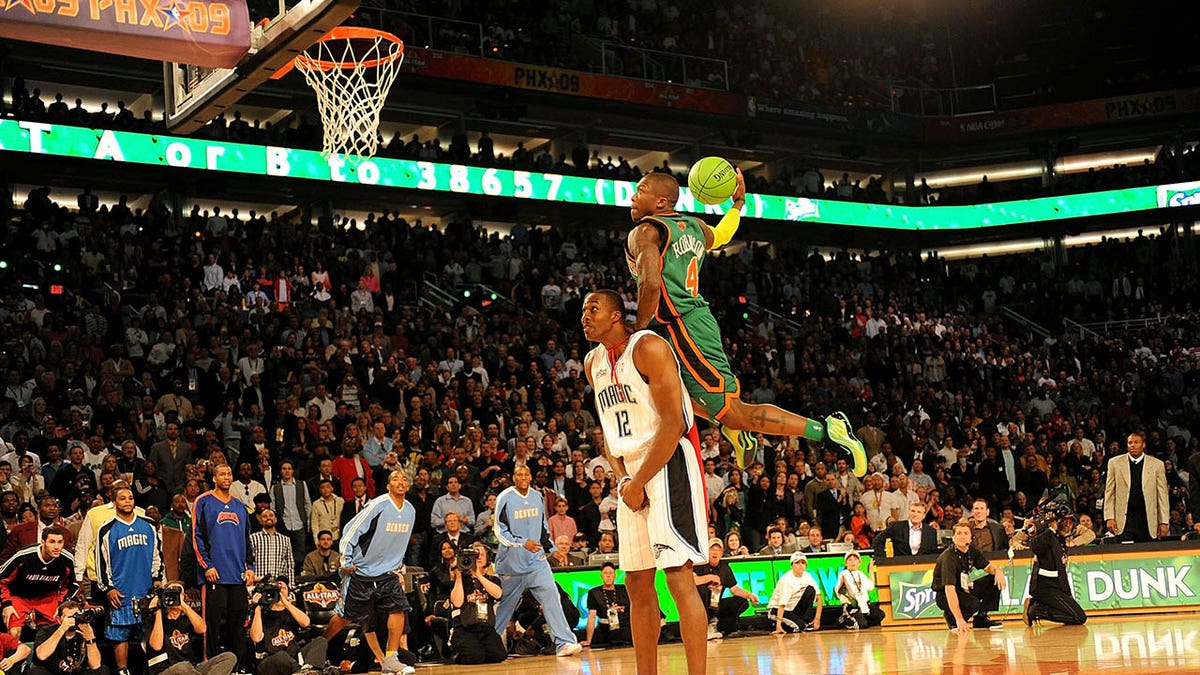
[216,511,240,525]
[596,383,638,410]
[671,233,705,260]
[117,533,149,550]
[511,507,541,520]
[385,521,411,534]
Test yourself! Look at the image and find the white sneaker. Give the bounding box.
[707,620,722,640]
[380,654,404,675]
[557,643,583,657]
[401,667,416,675]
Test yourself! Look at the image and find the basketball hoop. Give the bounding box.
[293,27,404,161]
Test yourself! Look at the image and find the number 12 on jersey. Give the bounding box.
[613,410,631,438]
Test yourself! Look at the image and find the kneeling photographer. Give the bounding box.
[449,543,505,665]
[147,583,237,675]
[29,600,106,675]
[250,578,333,675]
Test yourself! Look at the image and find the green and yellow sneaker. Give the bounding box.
[824,412,868,477]
[721,425,759,470]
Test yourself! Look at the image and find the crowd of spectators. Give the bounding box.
[363,0,1200,111]
[3,169,1200,590]
[2,177,1200,663]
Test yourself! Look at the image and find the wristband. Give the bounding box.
[84,639,97,645]
[617,476,633,494]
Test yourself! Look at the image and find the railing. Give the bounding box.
[882,82,997,116]
[357,8,484,55]
[421,275,458,315]
[999,306,1051,340]
[744,301,805,335]
[1062,318,1102,341]
[1065,315,1166,337]
[578,37,729,91]
[457,283,533,316]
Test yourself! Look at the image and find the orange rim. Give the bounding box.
[294,27,405,72]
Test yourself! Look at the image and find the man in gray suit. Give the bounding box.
[1103,431,1169,542]
[147,420,188,493]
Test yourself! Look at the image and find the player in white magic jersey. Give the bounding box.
[582,290,708,675]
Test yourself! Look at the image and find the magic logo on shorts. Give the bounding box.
[652,543,675,559]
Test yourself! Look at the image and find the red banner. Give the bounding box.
[0,0,250,68]
[401,49,745,116]
[924,88,1200,140]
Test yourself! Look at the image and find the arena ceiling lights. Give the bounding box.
[2,120,1197,231]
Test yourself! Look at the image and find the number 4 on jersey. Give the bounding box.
[685,258,699,297]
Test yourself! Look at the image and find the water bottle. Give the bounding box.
[885,538,894,558]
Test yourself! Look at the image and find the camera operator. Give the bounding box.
[448,542,505,665]
[29,600,106,675]
[146,583,237,675]
[1021,505,1087,626]
[249,580,331,675]
[96,485,162,675]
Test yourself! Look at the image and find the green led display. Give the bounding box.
[1,120,1195,230]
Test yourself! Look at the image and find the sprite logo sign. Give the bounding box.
[897,582,937,617]
[889,554,1200,620]
[1157,180,1200,207]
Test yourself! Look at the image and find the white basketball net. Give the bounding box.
[296,33,403,161]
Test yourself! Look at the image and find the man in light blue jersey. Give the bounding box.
[493,465,582,657]
[323,470,416,675]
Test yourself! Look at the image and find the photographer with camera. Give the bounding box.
[249,580,333,675]
[1021,503,1087,626]
[448,542,505,665]
[96,486,163,675]
[28,600,106,675]
[0,525,76,638]
[146,583,237,675]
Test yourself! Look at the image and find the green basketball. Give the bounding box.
[687,156,737,205]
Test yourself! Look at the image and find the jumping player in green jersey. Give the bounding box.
[626,169,867,476]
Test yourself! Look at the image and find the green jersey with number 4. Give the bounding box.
[626,212,710,325]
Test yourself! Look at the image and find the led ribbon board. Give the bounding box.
[2,120,1196,230]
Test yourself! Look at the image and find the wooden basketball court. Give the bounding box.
[412,613,1200,674]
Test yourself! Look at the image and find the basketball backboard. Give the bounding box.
[164,0,359,134]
